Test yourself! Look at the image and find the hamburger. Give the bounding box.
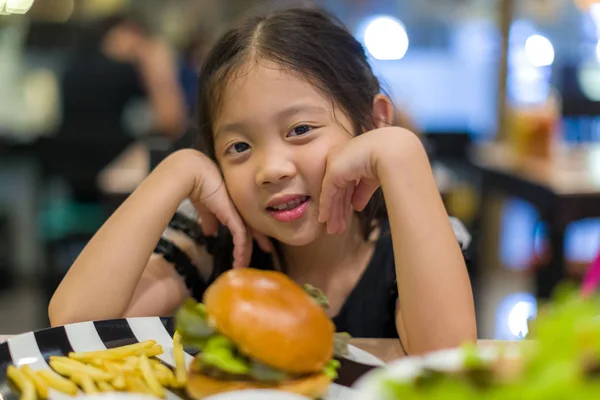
[174,268,342,399]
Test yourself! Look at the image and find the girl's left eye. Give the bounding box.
[288,125,313,137]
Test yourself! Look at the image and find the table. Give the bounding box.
[470,142,600,300]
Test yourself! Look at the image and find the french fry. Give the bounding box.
[49,359,112,381]
[103,360,135,377]
[88,358,105,368]
[125,356,139,369]
[115,362,136,373]
[67,351,125,361]
[139,355,165,398]
[8,338,189,398]
[173,331,187,386]
[72,372,97,394]
[7,365,36,400]
[107,340,157,353]
[20,366,48,399]
[152,363,175,386]
[97,381,114,393]
[149,359,163,367]
[38,370,78,396]
[137,346,163,357]
[48,356,69,363]
[68,341,156,361]
[103,361,120,375]
[125,374,154,395]
[111,374,126,390]
[47,361,71,378]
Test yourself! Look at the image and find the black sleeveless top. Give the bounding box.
[330,217,471,337]
[331,220,399,338]
[158,204,471,340]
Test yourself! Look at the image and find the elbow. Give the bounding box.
[405,324,478,356]
[47,296,88,328]
[446,320,478,350]
[48,296,74,327]
[48,301,66,328]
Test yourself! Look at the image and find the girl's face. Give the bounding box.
[212,61,356,246]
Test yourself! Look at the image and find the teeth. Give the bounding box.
[271,196,307,211]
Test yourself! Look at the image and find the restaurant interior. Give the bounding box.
[0,0,599,346]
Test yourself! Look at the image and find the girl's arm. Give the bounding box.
[48,152,195,326]
[123,226,215,318]
[48,150,248,326]
[377,132,477,354]
[319,127,476,354]
[123,254,191,318]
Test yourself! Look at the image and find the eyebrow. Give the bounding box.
[275,104,329,120]
[215,104,329,137]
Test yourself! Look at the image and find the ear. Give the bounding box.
[372,94,394,128]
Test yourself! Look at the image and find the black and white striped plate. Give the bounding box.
[0,317,383,400]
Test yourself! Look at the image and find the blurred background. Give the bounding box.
[0,0,599,340]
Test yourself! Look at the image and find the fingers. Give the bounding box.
[320,161,356,234]
[318,192,334,224]
[193,206,219,237]
[331,185,354,235]
[340,185,354,233]
[324,183,356,235]
[352,182,379,212]
[321,180,377,234]
[252,229,273,253]
[326,190,343,234]
[219,208,249,269]
[193,191,251,268]
[240,228,254,268]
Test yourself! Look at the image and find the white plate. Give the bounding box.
[351,344,517,400]
[345,345,385,367]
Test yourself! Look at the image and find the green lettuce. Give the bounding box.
[175,298,341,382]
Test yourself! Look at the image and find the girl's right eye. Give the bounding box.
[225,142,251,155]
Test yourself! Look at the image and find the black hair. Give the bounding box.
[195,6,388,279]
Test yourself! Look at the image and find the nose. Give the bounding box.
[255,151,297,186]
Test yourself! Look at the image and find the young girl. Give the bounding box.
[49,7,476,356]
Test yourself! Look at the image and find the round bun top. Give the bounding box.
[203,268,335,374]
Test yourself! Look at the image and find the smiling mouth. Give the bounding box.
[266,196,311,211]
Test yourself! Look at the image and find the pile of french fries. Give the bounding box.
[7,332,188,400]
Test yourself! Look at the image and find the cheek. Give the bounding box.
[222,169,252,211]
[301,148,327,190]
[302,133,350,192]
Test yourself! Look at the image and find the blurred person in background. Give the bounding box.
[38,12,187,202]
[169,26,213,153]
[178,25,212,119]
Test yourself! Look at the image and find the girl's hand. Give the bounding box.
[177,151,272,268]
[318,127,417,234]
